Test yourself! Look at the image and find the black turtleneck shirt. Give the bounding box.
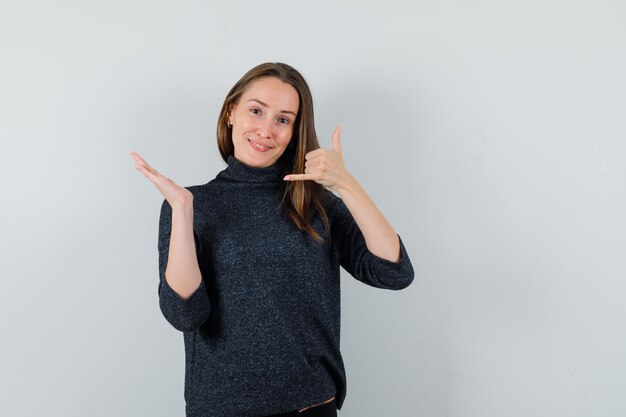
[157,155,414,417]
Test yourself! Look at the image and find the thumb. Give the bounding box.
[332,125,342,152]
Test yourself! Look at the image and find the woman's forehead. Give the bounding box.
[241,77,299,113]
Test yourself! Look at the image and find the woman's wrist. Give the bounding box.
[334,172,362,199]
[171,199,194,219]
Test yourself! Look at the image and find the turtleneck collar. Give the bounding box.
[216,154,286,184]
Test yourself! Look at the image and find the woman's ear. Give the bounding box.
[227,104,236,126]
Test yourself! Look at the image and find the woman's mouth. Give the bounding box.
[248,138,272,152]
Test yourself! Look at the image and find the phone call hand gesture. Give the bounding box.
[283,125,354,193]
[130,151,193,209]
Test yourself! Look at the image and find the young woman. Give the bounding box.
[130,62,414,417]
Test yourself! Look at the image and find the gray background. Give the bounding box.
[1,0,625,416]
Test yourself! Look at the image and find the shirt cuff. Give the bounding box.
[159,277,211,331]
[361,234,415,290]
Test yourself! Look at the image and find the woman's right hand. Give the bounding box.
[130,151,193,209]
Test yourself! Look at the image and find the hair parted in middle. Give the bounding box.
[216,62,330,243]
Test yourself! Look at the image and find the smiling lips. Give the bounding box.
[248,138,272,152]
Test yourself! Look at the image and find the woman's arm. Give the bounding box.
[165,201,203,299]
[157,198,211,331]
[131,151,203,298]
[333,174,401,262]
[283,126,401,262]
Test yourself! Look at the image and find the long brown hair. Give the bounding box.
[216,62,329,243]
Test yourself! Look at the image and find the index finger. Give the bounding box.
[130,151,143,162]
[130,151,150,167]
[283,173,317,181]
[130,151,161,177]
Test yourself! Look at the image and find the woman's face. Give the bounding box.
[228,76,300,168]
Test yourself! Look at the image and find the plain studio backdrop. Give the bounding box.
[1,0,625,416]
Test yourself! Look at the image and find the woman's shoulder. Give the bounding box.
[158,182,204,208]
[184,180,228,208]
[158,180,217,211]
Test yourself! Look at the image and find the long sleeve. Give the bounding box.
[157,198,211,332]
[330,196,415,290]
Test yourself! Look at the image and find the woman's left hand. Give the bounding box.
[283,125,353,192]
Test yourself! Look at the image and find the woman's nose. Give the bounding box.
[256,118,272,138]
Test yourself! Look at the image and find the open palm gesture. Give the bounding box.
[130,151,193,208]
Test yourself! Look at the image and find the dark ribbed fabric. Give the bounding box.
[157,155,414,417]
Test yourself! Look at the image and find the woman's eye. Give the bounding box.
[278,117,290,125]
[250,108,261,115]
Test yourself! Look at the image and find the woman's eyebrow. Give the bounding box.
[247,98,297,117]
